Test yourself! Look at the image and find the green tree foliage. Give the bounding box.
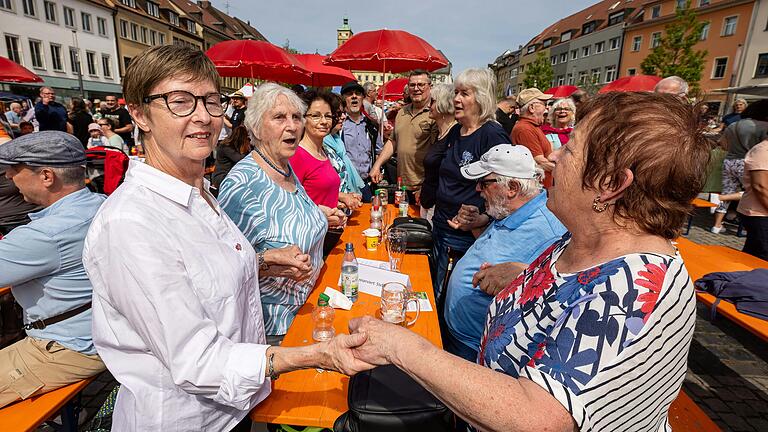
[640,0,708,93]
[522,52,554,89]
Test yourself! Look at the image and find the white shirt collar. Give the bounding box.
[125,160,211,207]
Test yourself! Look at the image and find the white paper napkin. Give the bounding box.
[323,287,353,310]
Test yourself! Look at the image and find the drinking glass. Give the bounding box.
[380,282,420,326]
[385,228,408,272]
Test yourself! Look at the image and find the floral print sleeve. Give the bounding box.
[478,233,696,432]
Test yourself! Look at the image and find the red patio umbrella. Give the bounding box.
[293,54,356,87]
[377,77,409,101]
[324,29,449,73]
[0,56,43,83]
[544,85,579,98]
[205,40,311,83]
[598,75,662,93]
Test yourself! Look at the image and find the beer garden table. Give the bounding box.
[250,204,440,428]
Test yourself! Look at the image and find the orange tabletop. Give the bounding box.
[0,286,9,296]
[250,204,440,428]
[691,198,717,208]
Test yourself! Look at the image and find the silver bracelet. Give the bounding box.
[267,352,279,380]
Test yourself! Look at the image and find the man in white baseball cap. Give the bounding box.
[443,144,566,362]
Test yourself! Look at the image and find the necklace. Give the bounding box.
[253,145,292,178]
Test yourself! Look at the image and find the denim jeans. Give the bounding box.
[431,222,475,312]
[443,326,480,363]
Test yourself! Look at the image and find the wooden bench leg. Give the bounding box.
[684,215,693,236]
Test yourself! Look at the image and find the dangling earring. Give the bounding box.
[592,196,610,213]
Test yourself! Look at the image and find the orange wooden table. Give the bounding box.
[0,377,94,432]
[668,390,721,432]
[0,286,9,296]
[250,204,440,427]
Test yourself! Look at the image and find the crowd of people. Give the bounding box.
[0,43,763,432]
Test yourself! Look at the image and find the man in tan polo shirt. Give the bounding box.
[511,88,554,188]
[370,70,437,197]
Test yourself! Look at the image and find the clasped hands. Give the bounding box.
[316,315,427,376]
[447,204,489,231]
[261,245,312,281]
[319,205,348,229]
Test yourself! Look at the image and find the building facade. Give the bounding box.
[621,0,757,107]
[732,0,768,92]
[489,48,521,97]
[1,0,122,99]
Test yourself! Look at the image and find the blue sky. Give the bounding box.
[215,0,598,74]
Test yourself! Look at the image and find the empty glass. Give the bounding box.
[380,282,420,326]
[385,228,407,272]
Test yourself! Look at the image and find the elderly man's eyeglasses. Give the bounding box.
[305,113,336,123]
[477,178,501,190]
[142,91,229,117]
[408,82,430,89]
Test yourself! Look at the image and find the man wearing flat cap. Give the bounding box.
[341,81,381,201]
[511,88,555,188]
[0,131,106,408]
[443,144,565,362]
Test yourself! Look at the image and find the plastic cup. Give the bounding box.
[363,228,380,251]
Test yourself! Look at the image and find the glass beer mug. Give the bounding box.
[380,282,420,326]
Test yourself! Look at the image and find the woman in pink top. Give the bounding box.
[291,91,362,210]
[737,140,768,260]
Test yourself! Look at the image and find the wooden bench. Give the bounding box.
[677,238,768,342]
[0,377,94,432]
[668,390,721,431]
[685,198,718,235]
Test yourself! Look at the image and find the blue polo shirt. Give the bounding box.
[444,191,566,352]
[0,188,105,354]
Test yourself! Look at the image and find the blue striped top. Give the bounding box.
[219,155,328,336]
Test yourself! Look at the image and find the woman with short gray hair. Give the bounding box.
[430,68,511,305]
[542,98,575,150]
[219,83,347,341]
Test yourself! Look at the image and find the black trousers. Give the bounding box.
[741,214,768,261]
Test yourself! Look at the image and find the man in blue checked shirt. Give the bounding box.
[0,131,106,408]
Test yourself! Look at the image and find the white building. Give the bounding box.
[1,0,122,100]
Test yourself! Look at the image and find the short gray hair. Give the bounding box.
[363,82,376,93]
[34,166,86,186]
[9,102,21,110]
[430,83,454,116]
[244,83,306,142]
[546,98,576,126]
[454,68,497,125]
[497,167,544,197]
[654,76,689,95]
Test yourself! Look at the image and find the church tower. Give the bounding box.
[337,17,352,47]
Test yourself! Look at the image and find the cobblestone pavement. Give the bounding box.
[37,208,765,431]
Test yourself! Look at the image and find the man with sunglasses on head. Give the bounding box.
[100,94,134,148]
[511,88,554,188]
[442,144,565,362]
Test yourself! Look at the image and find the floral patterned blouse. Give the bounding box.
[479,232,695,431]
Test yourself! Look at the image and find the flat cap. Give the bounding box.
[340,81,365,95]
[0,131,86,167]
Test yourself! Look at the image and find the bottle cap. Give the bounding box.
[318,293,330,306]
[345,242,354,252]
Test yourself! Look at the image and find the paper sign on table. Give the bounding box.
[357,258,391,270]
[347,265,411,297]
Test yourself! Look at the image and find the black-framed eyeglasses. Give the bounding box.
[142,90,230,117]
[408,82,430,89]
[477,178,500,190]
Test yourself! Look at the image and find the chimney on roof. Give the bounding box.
[197,1,210,7]
[247,20,251,25]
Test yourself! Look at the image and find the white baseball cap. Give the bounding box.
[461,144,537,180]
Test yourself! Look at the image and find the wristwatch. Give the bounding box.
[258,251,269,272]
